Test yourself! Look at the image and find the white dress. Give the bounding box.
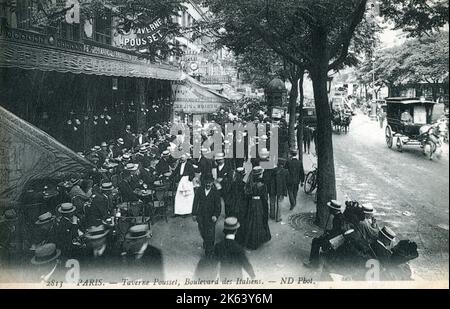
[174,166,195,215]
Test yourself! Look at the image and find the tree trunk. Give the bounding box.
[310,27,337,228]
[288,73,299,150]
[298,73,305,167]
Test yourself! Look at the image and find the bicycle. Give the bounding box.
[304,158,318,195]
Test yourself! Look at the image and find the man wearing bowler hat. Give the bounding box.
[32,212,57,251]
[214,217,255,280]
[285,149,305,210]
[30,243,64,283]
[192,175,222,258]
[86,183,114,228]
[304,200,347,268]
[79,224,119,280]
[55,203,82,257]
[214,152,233,217]
[121,224,164,280]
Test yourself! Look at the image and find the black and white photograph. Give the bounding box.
[0,0,448,290]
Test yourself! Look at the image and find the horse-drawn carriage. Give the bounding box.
[385,97,442,160]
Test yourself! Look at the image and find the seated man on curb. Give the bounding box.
[304,200,346,269]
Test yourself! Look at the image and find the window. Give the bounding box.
[59,21,81,41]
[94,9,111,45]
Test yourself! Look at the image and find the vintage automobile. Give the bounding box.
[385,97,441,159]
[302,106,317,128]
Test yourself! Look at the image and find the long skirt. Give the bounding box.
[174,176,194,215]
[243,198,271,250]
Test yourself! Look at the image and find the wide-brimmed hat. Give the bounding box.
[31,243,61,265]
[252,166,264,176]
[101,182,114,191]
[380,226,396,241]
[124,163,138,171]
[69,176,80,185]
[214,152,225,160]
[125,224,151,240]
[224,217,240,231]
[101,142,108,147]
[327,200,342,211]
[362,203,375,214]
[93,146,101,151]
[161,150,170,156]
[85,225,110,240]
[117,138,124,145]
[236,167,245,173]
[259,148,270,159]
[35,212,56,225]
[58,203,76,215]
[1,209,18,222]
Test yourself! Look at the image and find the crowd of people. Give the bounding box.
[0,111,310,283]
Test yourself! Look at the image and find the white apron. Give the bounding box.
[174,176,194,215]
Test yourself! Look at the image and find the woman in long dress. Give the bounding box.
[241,166,271,250]
[173,154,195,216]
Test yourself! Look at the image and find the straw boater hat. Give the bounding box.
[31,243,61,265]
[252,166,264,177]
[124,163,138,171]
[290,149,298,155]
[101,182,114,191]
[122,153,131,161]
[139,146,148,154]
[101,142,108,147]
[214,152,225,160]
[362,203,375,214]
[162,150,170,157]
[327,200,342,211]
[70,175,80,186]
[125,224,151,240]
[380,226,396,241]
[35,212,56,225]
[224,217,240,231]
[85,225,110,240]
[236,167,245,174]
[93,146,101,151]
[117,138,124,145]
[58,203,76,215]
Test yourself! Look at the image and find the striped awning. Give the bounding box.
[0,35,182,81]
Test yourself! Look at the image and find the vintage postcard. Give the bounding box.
[0,0,448,290]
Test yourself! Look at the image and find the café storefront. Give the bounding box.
[0,25,182,153]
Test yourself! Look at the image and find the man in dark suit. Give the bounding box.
[192,176,222,258]
[304,200,347,268]
[78,224,120,281]
[121,224,164,280]
[195,148,213,185]
[303,125,312,154]
[118,165,140,203]
[85,183,114,228]
[285,149,305,210]
[214,217,255,280]
[123,124,135,150]
[214,152,233,217]
[155,150,172,176]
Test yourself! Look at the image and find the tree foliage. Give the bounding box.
[380,0,449,37]
[356,31,449,94]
